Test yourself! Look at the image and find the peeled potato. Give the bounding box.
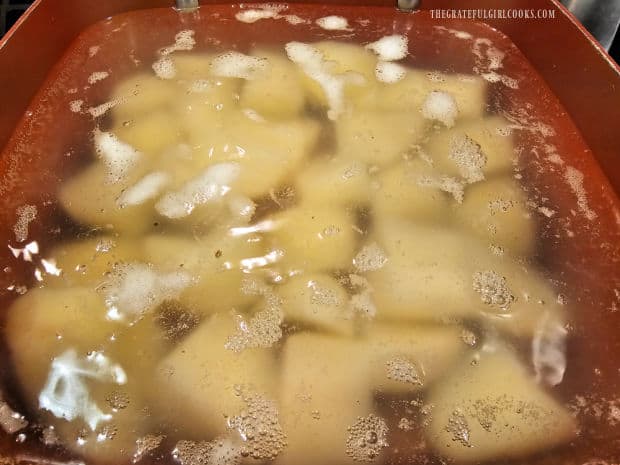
[455,176,536,256]
[367,219,481,322]
[155,313,276,439]
[111,73,180,122]
[269,206,358,272]
[362,324,467,393]
[296,157,371,207]
[425,116,515,180]
[113,111,182,156]
[142,231,265,314]
[295,41,377,108]
[426,346,576,463]
[372,158,450,223]
[276,333,373,465]
[5,287,161,463]
[359,70,486,119]
[336,111,427,167]
[59,163,156,235]
[184,111,320,199]
[45,236,143,287]
[240,49,305,119]
[276,273,353,334]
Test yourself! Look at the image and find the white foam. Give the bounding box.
[88,71,109,85]
[286,41,359,120]
[532,312,567,386]
[103,262,191,322]
[88,98,126,118]
[236,8,279,23]
[564,166,597,221]
[160,30,196,55]
[155,162,240,219]
[94,130,141,183]
[39,349,126,431]
[117,172,170,207]
[152,56,176,80]
[435,26,473,40]
[210,52,269,80]
[421,90,458,127]
[316,15,350,30]
[375,60,406,83]
[366,34,408,61]
[13,204,37,243]
[69,99,83,113]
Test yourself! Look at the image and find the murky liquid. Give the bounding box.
[1,4,620,465]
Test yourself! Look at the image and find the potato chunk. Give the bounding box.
[155,313,276,438]
[45,237,143,287]
[424,116,514,180]
[111,73,180,122]
[359,70,486,121]
[240,49,305,119]
[455,176,536,256]
[5,287,162,463]
[367,220,481,322]
[113,111,182,156]
[269,206,358,272]
[183,111,320,199]
[142,231,266,314]
[295,41,377,108]
[296,157,371,207]
[276,273,353,334]
[372,159,450,223]
[426,347,576,463]
[277,333,373,465]
[59,163,155,235]
[363,324,467,393]
[336,111,427,167]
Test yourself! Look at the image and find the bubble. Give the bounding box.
[13,204,37,243]
[472,270,515,311]
[422,91,458,127]
[345,414,389,462]
[353,243,388,273]
[449,134,487,183]
[445,410,471,447]
[316,15,350,31]
[133,434,164,463]
[228,390,286,460]
[88,71,110,85]
[366,35,408,61]
[386,357,424,386]
[210,52,269,80]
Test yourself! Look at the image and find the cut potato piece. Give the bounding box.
[5,287,116,393]
[111,73,180,122]
[155,313,276,438]
[358,70,486,121]
[426,346,576,463]
[142,231,265,314]
[363,324,467,393]
[184,111,320,198]
[59,163,155,235]
[336,111,427,167]
[277,273,353,334]
[296,157,371,207]
[295,41,377,108]
[45,236,143,287]
[277,333,372,465]
[269,206,358,272]
[455,176,536,257]
[240,49,305,119]
[372,158,450,223]
[5,287,161,463]
[171,53,213,80]
[113,111,182,156]
[367,219,482,322]
[425,116,514,180]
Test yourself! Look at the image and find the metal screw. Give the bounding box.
[397,0,420,12]
[175,0,199,11]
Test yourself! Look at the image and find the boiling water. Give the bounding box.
[0,4,619,465]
